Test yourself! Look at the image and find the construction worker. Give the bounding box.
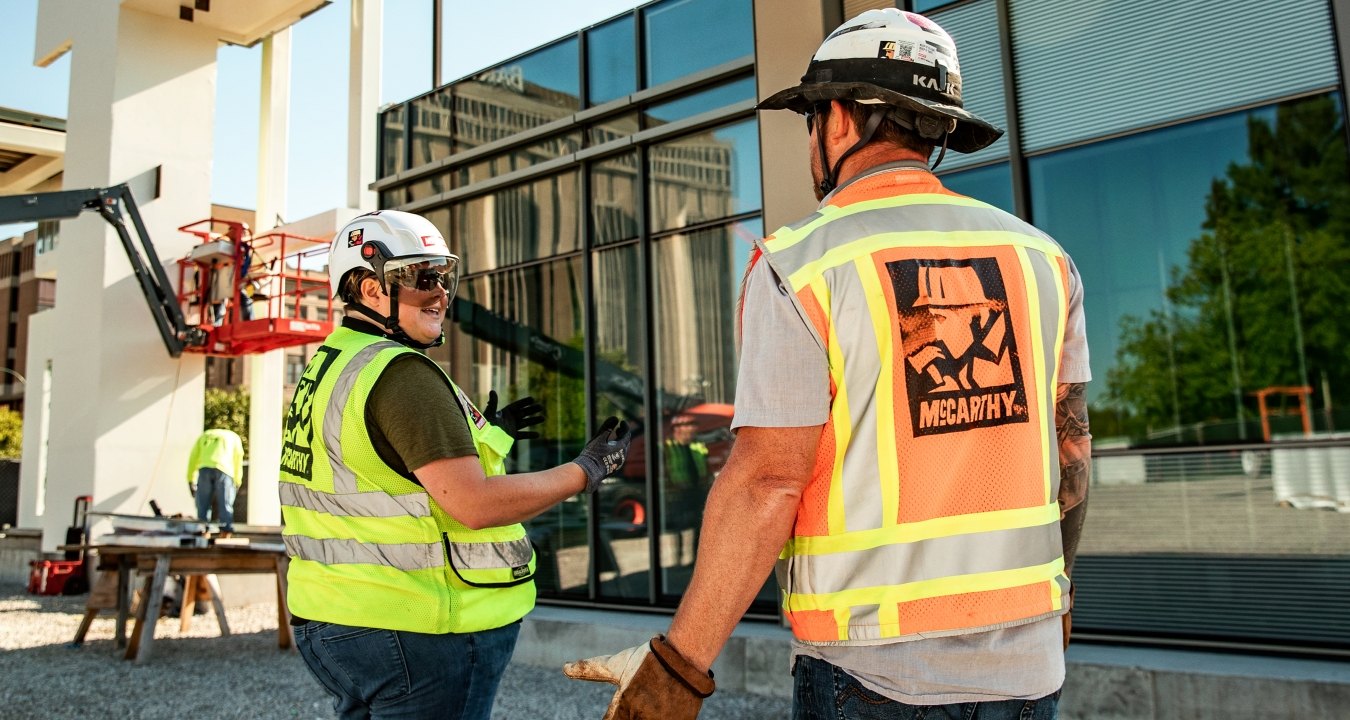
[564,9,1091,719]
[186,427,244,536]
[281,210,632,719]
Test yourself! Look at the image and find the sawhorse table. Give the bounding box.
[69,545,292,663]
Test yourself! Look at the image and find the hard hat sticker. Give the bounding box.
[887,257,1029,436]
[878,40,915,61]
[348,229,364,247]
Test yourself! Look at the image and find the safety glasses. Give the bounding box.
[383,256,460,299]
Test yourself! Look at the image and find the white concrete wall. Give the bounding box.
[22,2,218,550]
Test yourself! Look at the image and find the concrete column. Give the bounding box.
[246,29,293,527]
[753,0,838,234]
[22,2,217,549]
[348,0,382,211]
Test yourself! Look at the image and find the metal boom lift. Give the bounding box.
[0,184,333,358]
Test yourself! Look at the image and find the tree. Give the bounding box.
[1106,96,1350,441]
[204,387,250,456]
[0,407,21,458]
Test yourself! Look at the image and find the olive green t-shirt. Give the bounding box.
[366,352,478,481]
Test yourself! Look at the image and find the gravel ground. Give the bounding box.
[0,583,788,719]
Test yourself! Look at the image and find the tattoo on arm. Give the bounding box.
[1056,382,1091,575]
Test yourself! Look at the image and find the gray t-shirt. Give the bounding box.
[732,248,1089,704]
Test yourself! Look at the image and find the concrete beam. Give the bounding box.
[0,155,64,194]
[0,123,65,157]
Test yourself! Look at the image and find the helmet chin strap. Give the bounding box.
[817,108,887,196]
[347,283,445,350]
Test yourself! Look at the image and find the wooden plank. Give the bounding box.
[203,574,230,637]
[130,554,170,664]
[134,551,281,575]
[275,555,293,650]
[179,575,197,633]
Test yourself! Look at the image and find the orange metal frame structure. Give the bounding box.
[175,218,333,356]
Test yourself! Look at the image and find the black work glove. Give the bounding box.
[483,390,546,440]
[573,417,633,494]
[189,482,197,498]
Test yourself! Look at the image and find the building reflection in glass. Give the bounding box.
[591,244,649,600]
[652,220,767,601]
[445,259,589,597]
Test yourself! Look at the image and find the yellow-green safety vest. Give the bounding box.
[279,326,536,634]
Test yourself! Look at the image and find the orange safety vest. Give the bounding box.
[756,166,1072,644]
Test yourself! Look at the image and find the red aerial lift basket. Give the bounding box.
[175,218,334,356]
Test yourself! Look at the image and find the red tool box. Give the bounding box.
[27,559,82,596]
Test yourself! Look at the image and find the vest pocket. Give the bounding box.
[444,533,536,588]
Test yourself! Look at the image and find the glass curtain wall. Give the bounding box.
[382,0,761,611]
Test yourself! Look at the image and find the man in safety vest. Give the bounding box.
[281,210,632,719]
[187,427,244,535]
[565,9,1091,719]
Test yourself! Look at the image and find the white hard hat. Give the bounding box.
[328,210,458,300]
[758,8,1002,153]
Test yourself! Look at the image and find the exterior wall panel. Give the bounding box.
[1012,0,1339,152]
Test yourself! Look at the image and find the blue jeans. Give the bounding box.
[295,619,520,720]
[792,655,1059,720]
[194,467,236,531]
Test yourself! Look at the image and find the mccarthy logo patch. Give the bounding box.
[347,229,364,247]
[281,345,341,480]
[887,257,1028,437]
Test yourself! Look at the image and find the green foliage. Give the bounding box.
[0,406,22,458]
[1106,96,1350,439]
[204,387,249,456]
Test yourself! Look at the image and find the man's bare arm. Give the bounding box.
[1056,382,1091,574]
[665,424,821,672]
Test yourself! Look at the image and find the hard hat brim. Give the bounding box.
[758,81,1004,154]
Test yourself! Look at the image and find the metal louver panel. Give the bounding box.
[1074,555,1350,651]
[1011,0,1338,153]
[931,0,1009,170]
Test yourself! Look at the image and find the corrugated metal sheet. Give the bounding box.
[1011,0,1338,153]
[1075,555,1350,649]
[931,0,1010,170]
[844,0,898,19]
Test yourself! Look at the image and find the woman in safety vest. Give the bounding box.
[281,210,631,719]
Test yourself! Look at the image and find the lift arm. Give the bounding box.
[0,184,205,357]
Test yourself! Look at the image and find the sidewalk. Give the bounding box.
[493,662,787,719]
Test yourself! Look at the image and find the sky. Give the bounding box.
[0,0,647,236]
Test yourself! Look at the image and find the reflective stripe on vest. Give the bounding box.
[279,327,535,634]
[760,185,1071,643]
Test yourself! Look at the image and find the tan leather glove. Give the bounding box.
[563,635,715,720]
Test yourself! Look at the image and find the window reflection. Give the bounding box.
[407,172,452,203]
[447,260,589,596]
[938,162,1014,215]
[1030,94,1349,446]
[410,88,453,168]
[453,171,580,273]
[644,0,753,88]
[651,219,769,602]
[457,132,583,187]
[649,119,761,233]
[590,153,640,245]
[643,76,756,128]
[592,245,649,600]
[379,104,405,178]
[586,15,636,106]
[453,38,581,152]
[588,113,639,147]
